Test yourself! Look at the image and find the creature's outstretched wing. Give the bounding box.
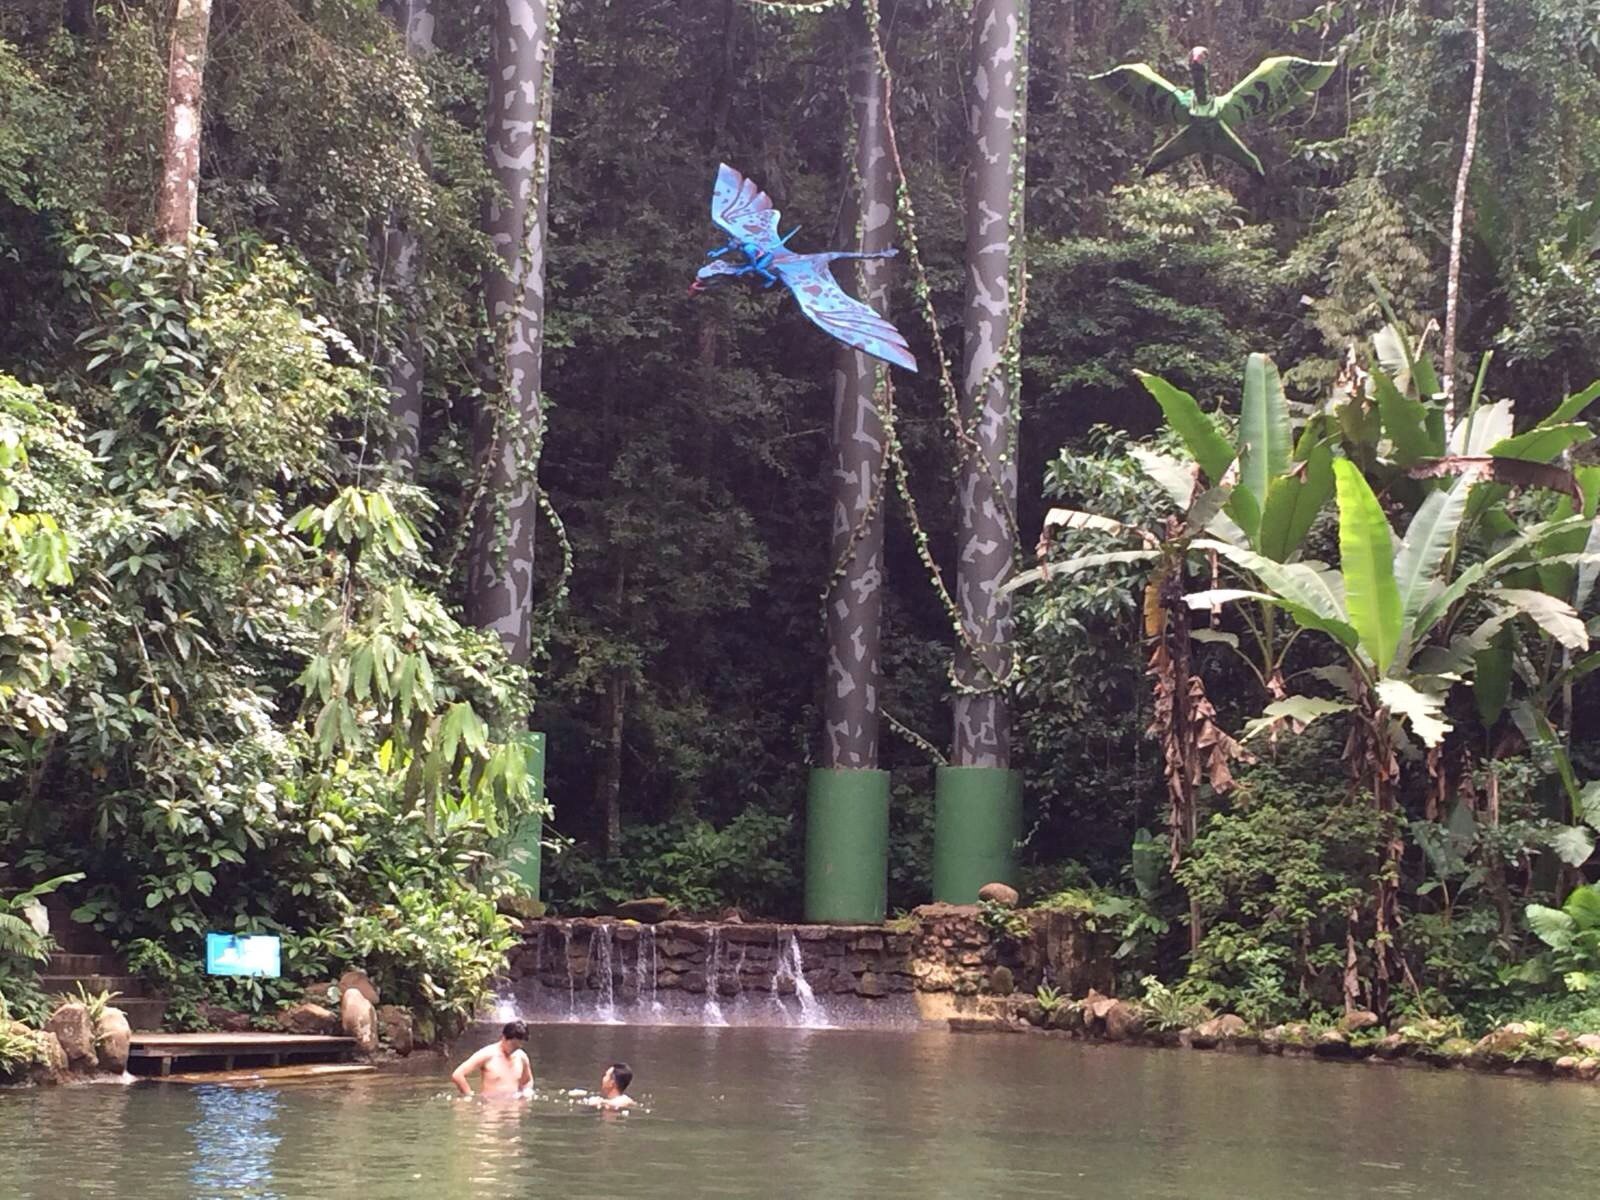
[710,163,785,251]
[776,255,917,373]
[1088,64,1191,126]
[1218,57,1337,126]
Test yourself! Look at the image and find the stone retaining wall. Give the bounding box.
[504,905,1114,1013]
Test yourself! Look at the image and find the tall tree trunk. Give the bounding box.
[1441,0,1487,426]
[154,0,213,245]
[952,0,1025,766]
[822,2,893,771]
[469,0,557,663]
[377,0,434,471]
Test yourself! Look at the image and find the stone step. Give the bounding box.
[39,974,147,997]
[40,900,115,954]
[47,952,122,977]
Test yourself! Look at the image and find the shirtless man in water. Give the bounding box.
[451,1021,534,1098]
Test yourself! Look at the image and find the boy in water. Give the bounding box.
[451,1020,534,1099]
[596,1062,636,1111]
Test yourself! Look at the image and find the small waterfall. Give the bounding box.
[592,924,618,1023]
[771,931,828,1027]
[639,926,662,1014]
[561,924,576,1019]
[702,928,727,1025]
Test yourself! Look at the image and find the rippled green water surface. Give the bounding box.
[3,1023,1597,1199]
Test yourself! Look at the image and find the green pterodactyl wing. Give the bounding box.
[1217,57,1337,126]
[1089,63,1191,126]
[1143,120,1265,178]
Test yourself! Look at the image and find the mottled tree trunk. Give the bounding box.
[154,0,213,245]
[469,0,557,663]
[822,5,894,771]
[65,0,97,38]
[952,0,1024,766]
[377,0,434,471]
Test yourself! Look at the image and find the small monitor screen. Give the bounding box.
[205,933,281,978]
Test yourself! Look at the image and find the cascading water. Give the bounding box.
[702,928,727,1026]
[771,931,829,1028]
[639,926,663,1014]
[561,924,576,1019]
[591,924,618,1023]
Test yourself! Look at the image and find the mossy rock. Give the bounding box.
[989,966,1015,996]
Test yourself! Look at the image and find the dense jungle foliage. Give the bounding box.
[1,0,1598,1034]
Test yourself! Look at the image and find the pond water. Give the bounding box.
[3,1023,1598,1199]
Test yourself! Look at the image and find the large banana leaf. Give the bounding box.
[1135,371,1235,485]
[1375,677,1453,747]
[1257,436,1334,562]
[1334,459,1403,675]
[1370,366,1435,466]
[1542,379,1600,427]
[1393,474,1473,651]
[1412,515,1592,642]
[1194,538,1359,650]
[1238,353,1292,533]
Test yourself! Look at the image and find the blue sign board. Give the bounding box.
[206,933,281,978]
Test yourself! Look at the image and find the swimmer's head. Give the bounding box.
[501,1020,528,1045]
[601,1062,633,1096]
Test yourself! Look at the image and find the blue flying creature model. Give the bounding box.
[1090,47,1337,178]
[689,163,917,373]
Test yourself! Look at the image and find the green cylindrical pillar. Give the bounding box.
[932,766,1022,903]
[804,767,890,923]
[504,732,547,898]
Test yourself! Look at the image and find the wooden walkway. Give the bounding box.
[128,1032,357,1077]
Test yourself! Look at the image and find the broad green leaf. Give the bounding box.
[1258,438,1334,562]
[1394,475,1472,648]
[1541,379,1600,428]
[1129,447,1198,512]
[1001,550,1160,595]
[1473,628,1513,728]
[1183,588,1270,610]
[1551,825,1597,868]
[1334,460,1402,674]
[1242,695,1354,740]
[1370,367,1434,465]
[1576,512,1600,615]
[1527,903,1575,951]
[1579,781,1600,832]
[1194,539,1358,649]
[1042,508,1153,543]
[1567,884,1600,929]
[1413,515,1590,644]
[1375,678,1452,747]
[1136,371,1235,485]
[1492,588,1589,651]
[1490,423,1593,464]
[1238,353,1292,530]
[1449,398,1514,456]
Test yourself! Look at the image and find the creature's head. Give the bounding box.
[688,258,744,296]
[1189,46,1209,68]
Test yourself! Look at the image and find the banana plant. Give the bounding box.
[1187,457,1594,1013]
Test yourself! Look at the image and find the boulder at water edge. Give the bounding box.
[1103,1001,1145,1042]
[45,1002,96,1068]
[277,1002,340,1036]
[1575,1033,1600,1055]
[977,883,1019,908]
[615,897,674,923]
[1191,1014,1249,1048]
[338,969,380,1006]
[1339,1010,1380,1034]
[199,1003,252,1032]
[30,1030,68,1085]
[95,1007,132,1074]
[377,1005,414,1056]
[341,988,378,1054]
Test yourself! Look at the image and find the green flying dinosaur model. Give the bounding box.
[1090,47,1337,178]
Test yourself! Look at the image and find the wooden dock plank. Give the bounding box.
[151,1063,378,1086]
